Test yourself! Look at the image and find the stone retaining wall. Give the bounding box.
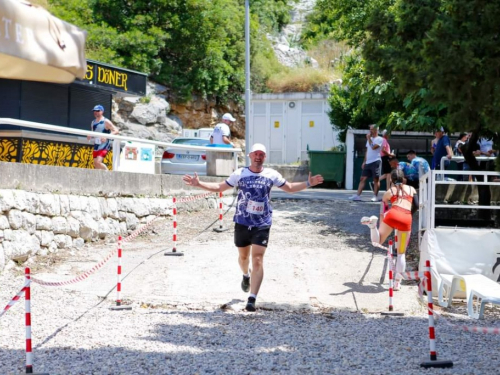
[0,189,181,271]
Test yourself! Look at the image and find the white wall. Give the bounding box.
[250,93,339,164]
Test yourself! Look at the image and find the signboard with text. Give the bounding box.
[78,60,147,96]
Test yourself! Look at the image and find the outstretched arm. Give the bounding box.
[183,172,232,193]
[279,172,324,193]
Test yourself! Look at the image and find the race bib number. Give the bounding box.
[246,200,265,215]
[94,138,102,145]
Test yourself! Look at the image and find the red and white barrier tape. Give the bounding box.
[30,215,160,287]
[373,241,390,251]
[177,192,213,204]
[0,279,30,318]
[429,306,500,335]
[397,271,425,281]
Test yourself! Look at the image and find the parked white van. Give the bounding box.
[182,127,212,139]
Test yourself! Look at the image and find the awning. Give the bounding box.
[0,0,87,83]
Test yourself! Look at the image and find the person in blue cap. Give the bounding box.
[86,105,119,170]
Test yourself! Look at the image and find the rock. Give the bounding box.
[39,194,60,216]
[54,234,72,248]
[130,99,170,125]
[67,217,81,238]
[51,216,68,234]
[0,215,9,229]
[8,209,23,229]
[23,212,37,234]
[40,230,55,247]
[0,243,4,271]
[36,215,52,230]
[73,238,85,248]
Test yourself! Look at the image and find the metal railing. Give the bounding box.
[439,155,496,171]
[0,118,242,172]
[417,156,500,235]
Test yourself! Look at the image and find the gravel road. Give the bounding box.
[1,195,499,374]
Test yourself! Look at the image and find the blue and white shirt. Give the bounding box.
[225,167,286,227]
[92,117,111,151]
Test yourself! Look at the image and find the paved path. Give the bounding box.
[31,195,421,315]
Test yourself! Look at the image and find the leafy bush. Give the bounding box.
[266,68,336,93]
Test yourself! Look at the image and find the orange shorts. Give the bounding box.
[93,149,108,159]
[383,206,412,231]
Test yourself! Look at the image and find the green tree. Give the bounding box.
[363,0,500,169]
[302,0,393,48]
[49,0,292,101]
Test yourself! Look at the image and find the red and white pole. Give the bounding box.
[218,192,223,230]
[425,260,437,360]
[165,196,183,256]
[172,197,178,252]
[110,236,133,310]
[25,267,33,374]
[116,236,123,306]
[420,260,453,368]
[388,240,394,311]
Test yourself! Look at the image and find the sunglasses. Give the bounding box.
[93,110,102,112]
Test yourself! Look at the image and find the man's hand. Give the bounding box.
[183,172,200,187]
[366,133,371,140]
[308,172,324,187]
[101,137,107,143]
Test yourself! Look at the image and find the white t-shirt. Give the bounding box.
[211,122,230,144]
[365,136,384,164]
[478,138,494,154]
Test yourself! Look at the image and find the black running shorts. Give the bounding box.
[234,223,271,248]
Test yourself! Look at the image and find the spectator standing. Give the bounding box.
[349,124,384,202]
[86,105,119,170]
[431,127,453,171]
[210,113,235,146]
[406,150,430,188]
[379,129,394,191]
[473,134,499,182]
[182,143,324,312]
[454,133,469,181]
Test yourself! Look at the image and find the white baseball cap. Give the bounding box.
[222,113,236,122]
[250,143,267,154]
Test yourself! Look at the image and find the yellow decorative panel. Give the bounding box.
[0,138,19,162]
[20,139,113,170]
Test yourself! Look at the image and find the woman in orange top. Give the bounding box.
[361,169,417,290]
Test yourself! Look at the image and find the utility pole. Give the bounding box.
[244,0,251,165]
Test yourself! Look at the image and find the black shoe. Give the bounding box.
[241,275,250,292]
[245,297,256,312]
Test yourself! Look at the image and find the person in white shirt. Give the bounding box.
[349,124,384,202]
[210,113,235,145]
[182,143,324,312]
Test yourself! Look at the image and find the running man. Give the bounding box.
[87,104,119,170]
[182,143,324,311]
[360,169,418,290]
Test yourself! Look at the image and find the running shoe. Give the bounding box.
[241,275,250,293]
[245,297,256,312]
[394,280,401,291]
[370,196,380,202]
[348,195,362,201]
[360,215,378,228]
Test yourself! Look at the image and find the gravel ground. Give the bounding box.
[1,196,500,374]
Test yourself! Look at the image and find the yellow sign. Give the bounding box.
[97,66,128,91]
[309,121,315,127]
[274,121,280,128]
